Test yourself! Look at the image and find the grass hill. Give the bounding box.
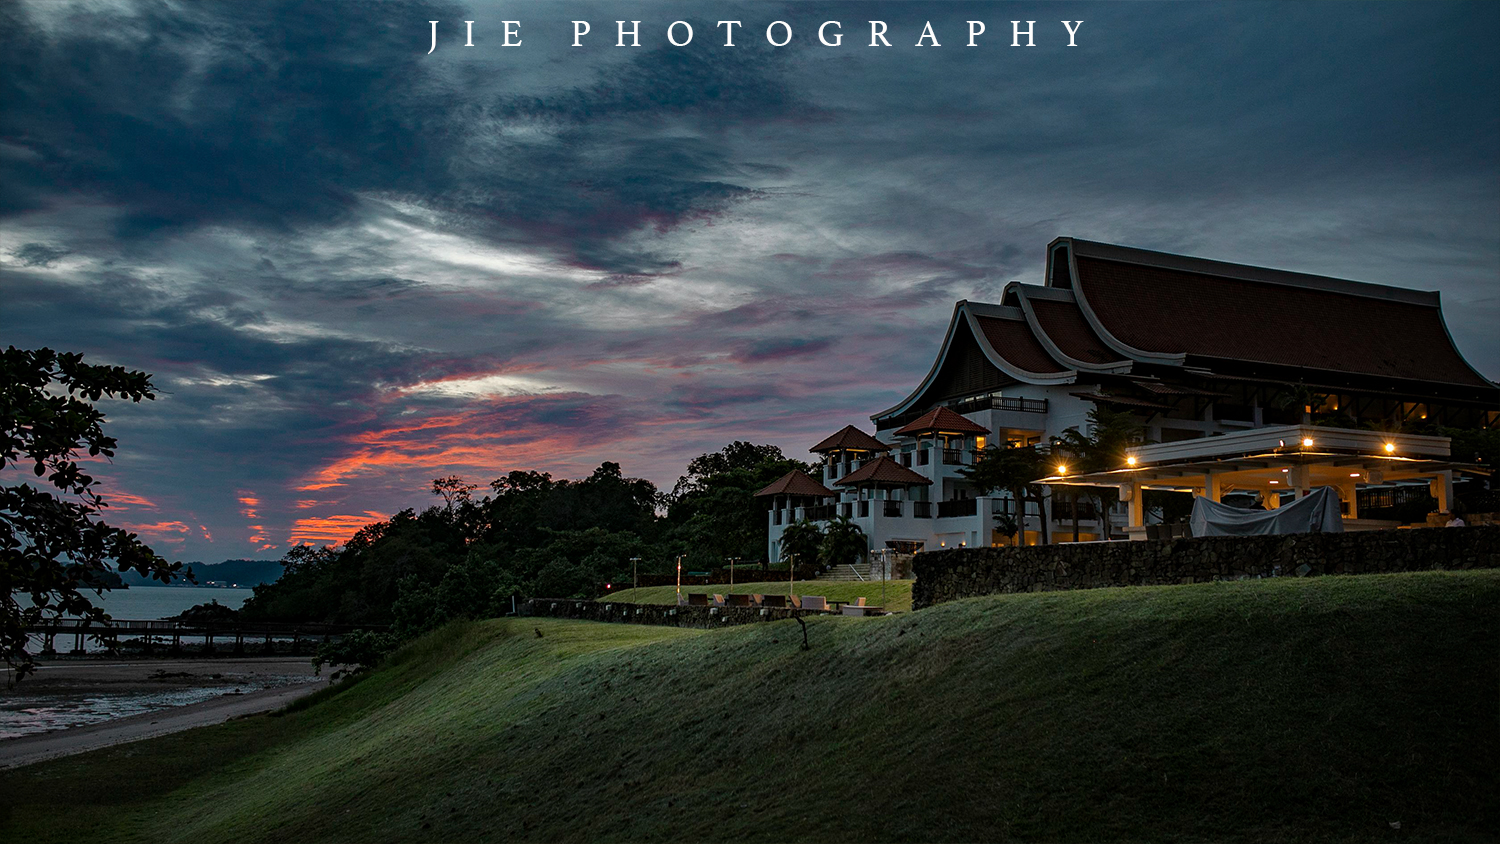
[3,570,1496,843]
[606,579,915,612]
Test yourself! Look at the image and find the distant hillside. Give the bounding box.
[6,570,1495,843]
[121,559,281,588]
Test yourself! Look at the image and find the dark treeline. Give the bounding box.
[238,442,812,636]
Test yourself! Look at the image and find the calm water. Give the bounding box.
[90,585,257,619]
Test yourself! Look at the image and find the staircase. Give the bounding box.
[815,563,872,582]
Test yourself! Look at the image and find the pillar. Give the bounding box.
[1122,481,1145,539]
[1341,483,1358,519]
[1205,471,1223,503]
[1289,465,1310,499]
[1429,470,1454,514]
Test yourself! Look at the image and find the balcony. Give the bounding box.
[857,500,870,518]
[877,395,1049,431]
[941,449,965,465]
[883,500,903,517]
[801,504,836,522]
[913,501,932,519]
[937,498,978,519]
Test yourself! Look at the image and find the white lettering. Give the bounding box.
[464,21,475,47]
[717,20,742,46]
[1012,20,1035,47]
[818,20,843,46]
[1061,20,1083,47]
[967,21,985,46]
[617,20,641,47]
[428,20,439,54]
[572,20,590,46]
[766,21,792,46]
[667,20,693,46]
[869,20,890,47]
[915,21,940,47]
[503,21,521,46]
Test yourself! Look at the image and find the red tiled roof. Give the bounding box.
[1072,254,1495,389]
[833,456,933,487]
[973,315,1068,374]
[1026,296,1125,365]
[1069,392,1174,410]
[755,470,834,498]
[810,425,890,454]
[894,406,989,437]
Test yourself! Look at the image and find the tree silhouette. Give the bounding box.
[2,347,183,679]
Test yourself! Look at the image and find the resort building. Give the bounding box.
[758,237,1498,561]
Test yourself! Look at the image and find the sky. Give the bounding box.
[2,0,1497,562]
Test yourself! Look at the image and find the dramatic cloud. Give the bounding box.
[1,0,1495,561]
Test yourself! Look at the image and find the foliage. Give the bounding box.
[311,628,400,675]
[1051,406,1146,539]
[1,346,183,679]
[961,440,1048,542]
[173,600,238,623]
[777,518,823,566]
[663,441,814,569]
[818,515,868,569]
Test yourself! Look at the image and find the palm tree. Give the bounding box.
[1051,406,1145,540]
[778,518,823,574]
[819,515,869,571]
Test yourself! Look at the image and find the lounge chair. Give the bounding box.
[852,597,867,607]
[800,596,827,612]
[687,593,710,607]
[712,594,726,607]
[760,594,788,609]
[788,594,802,609]
[842,604,883,617]
[727,594,753,608]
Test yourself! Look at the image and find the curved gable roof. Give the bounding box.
[833,456,932,487]
[1050,237,1498,393]
[810,425,890,454]
[873,301,1075,422]
[1007,283,1132,372]
[755,470,835,498]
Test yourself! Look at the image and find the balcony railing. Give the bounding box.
[857,500,870,518]
[883,500,902,517]
[801,504,836,522]
[937,498,978,519]
[941,449,965,465]
[876,395,1049,431]
[913,501,932,518]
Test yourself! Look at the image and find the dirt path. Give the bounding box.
[0,671,327,769]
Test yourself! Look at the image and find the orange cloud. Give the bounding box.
[288,511,389,545]
[106,491,159,510]
[199,524,213,542]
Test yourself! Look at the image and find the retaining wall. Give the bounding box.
[520,598,827,628]
[912,524,1500,609]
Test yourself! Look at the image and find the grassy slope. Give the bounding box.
[3,571,1496,844]
[607,579,916,613]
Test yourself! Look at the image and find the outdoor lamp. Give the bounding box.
[1384,442,1396,454]
[1057,464,1067,475]
[1126,455,1137,466]
[1301,437,1314,447]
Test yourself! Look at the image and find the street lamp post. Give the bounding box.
[629,556,641,592]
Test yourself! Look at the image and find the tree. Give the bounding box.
[778,518,823,569]
[2,347,183,679]
[819,515,868,570]
[961,441,1049,544]
[1051,406,1145,541]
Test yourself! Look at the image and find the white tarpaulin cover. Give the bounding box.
[1189,486,1344,537]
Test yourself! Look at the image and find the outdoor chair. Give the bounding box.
[800,596,827,612]
[712,594,726,607]
[842,604,883,617]
[759,594,788,609]
[853,597,867,607]
[788,594,802,609]
[687,593,710,607]
[726,594,753,608]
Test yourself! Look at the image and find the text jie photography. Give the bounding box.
[428,18,1086,51]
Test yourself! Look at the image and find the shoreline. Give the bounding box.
[1,656,328,767]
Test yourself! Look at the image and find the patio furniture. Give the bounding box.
[826,600,847,612]
[759,594,788,609]
[800,595,827,611]
[788,594,803,609]
[842,605,883,617]
[687,593,710,606]
[712,594,726,607]
[726,594,754,608]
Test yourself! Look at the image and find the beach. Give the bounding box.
[0,657,326,768]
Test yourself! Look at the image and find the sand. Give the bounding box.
[0,657,328,769]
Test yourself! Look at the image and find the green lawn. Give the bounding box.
[605,578,915,613]
[3,570,1496,843]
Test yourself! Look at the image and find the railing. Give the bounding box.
[913,501,932,518]
[883,500,903,517]
[1052,500,1100,521]
[877,395,1048,430]
[857,500,870,518]
[772,509,784,525]
[937,498,978,519]
[941,449,964,465]
[801,504,837,522]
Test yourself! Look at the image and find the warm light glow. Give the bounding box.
[1126,455,1137,466]
[976,436,986,449]
[1056,464,1067,475]
[1269,480,1278,484]
[1349,473,1361,477]
[1301,437,1314,447]
[1384,442,1396,453]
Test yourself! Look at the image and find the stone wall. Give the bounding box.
[912,525,1500,609]
[520,598,826,629]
